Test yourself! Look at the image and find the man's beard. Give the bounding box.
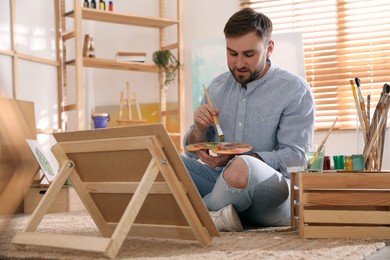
[230,63,265,86]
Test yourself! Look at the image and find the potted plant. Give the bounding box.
[152,49,180,88]
[152,50,180,126]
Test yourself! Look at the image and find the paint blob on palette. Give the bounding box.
[186,142,253,154]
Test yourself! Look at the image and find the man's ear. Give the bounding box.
[266,40,274,59]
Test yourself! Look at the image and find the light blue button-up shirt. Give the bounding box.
[184,60,315,178]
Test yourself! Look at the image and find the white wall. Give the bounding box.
[0,0,58,131]
[183,0,239,129]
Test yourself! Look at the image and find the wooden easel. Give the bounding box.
[117,81,146,125]
[83,34,95,58]
[12,124,219,258]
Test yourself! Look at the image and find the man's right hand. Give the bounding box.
[194,104,218,130]
[187,104,220,145]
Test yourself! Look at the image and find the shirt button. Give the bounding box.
[238,122,242,126]
[242,98,246,102]
[262,118,266,122]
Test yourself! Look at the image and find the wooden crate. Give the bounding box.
[291,172,390,239]
[24,185,85,214]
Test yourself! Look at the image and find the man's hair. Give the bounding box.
[224,8,273,43]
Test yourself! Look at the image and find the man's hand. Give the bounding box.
[194,104,219,131]
[196,143,234,168]
[196,150,234,168]
[187,104,220,145]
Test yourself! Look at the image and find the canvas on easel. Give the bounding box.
[26,139,59,184]
[12,124,219,258]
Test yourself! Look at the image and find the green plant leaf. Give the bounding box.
[152,50,180,86]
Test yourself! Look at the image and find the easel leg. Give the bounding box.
[22,160,74,232]
[105,158,160,258]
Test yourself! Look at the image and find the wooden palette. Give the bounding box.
[186,142,253,154]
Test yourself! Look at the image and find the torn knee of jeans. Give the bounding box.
[222,157,249,189]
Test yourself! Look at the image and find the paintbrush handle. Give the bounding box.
[202,84,224,141]
[203,84,214,107]
[355,78,370,131]
[308,117,338,166]
[350,80,367,142]
[212,115,221,125]
[203,84,220,125]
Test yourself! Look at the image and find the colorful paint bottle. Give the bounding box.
[90,0,97,9]
[352,154,365,171]
[345,156,353,171]
[99,0,106,10]
[333,155,345,170]
[323,156,331,170]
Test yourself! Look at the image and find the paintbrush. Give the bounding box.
[364,83,389,169]
[355,78,370,134]
[378,84,390,170]
[350,79,367,143]
[307,117,338,169]
[202,84,225,142]
[367,94,371,123]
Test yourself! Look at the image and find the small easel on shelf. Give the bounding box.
[117,81,146,125]
[83,34,95,58]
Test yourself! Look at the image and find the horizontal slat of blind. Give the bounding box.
[243,0,390,131]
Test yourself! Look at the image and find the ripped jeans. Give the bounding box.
[181,155,291,227]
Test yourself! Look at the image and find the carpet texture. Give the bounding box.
[0,211,387,260]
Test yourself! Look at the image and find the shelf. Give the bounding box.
[59,0,185,152]
[66,57,159,73]
[65,8,179,28]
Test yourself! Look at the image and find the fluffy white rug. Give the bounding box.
[0,211,386,259]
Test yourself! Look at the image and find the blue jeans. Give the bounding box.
[181,155,290,227]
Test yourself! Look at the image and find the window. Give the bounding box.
[241,0,390,131]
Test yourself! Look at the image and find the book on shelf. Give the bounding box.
[115,52,146,63]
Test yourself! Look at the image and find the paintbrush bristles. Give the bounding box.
[202,84,225,142]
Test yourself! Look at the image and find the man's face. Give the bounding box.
[226,31,273,86]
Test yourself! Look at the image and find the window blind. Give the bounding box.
[241,0,390,131]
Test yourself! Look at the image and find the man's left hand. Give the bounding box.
[196,143,235,168]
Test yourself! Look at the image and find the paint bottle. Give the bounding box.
[90,0,97,9]
[323,156,331,170]
[333,155,345,170]
[109,1,113,11]
[83,0,89,8]
[99,0,106,10]
[345,156,353,171]
[352,154,365,171]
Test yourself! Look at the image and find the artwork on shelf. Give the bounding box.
[26,139,59,183]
